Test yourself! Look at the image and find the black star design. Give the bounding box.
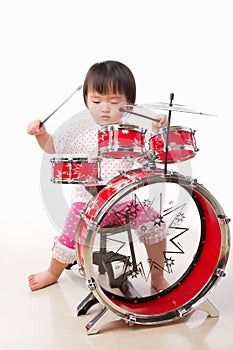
[174,212,185,223]
[153,214,165,227]
[125,202,140,218]
[139,224,147,233]
[143,199,152,209]
[165,256,175,273]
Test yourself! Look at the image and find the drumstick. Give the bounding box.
[119,107,161,123]
[40,84,83,126]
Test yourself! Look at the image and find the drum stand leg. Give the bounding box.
[85,305,121,335]
[77,292,120,334]
[195,298,219,318]
[76,292,99,316]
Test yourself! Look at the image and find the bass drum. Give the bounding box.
[76,168,230,325]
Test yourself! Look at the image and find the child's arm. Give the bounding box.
[27,119,55,154]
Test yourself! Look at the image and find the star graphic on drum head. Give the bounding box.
[174,212,185,223]
[131,270,140,279]
[125,202,140,218]
[153,214,165,227]
[139,224,148,233]
[164,256,175,273]
[143,199,152,209]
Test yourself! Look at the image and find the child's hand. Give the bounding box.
[27,120,46,136]
[152,114,168,131]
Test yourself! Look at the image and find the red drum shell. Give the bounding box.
[149,126,197,163]
[50,157,102,184]
[98,124,145,159]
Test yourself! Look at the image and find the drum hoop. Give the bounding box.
[98,145,145,153]
[158,145,195,152]
[51,177,103,184]
[150,125,194,137]
[99,124,145,133]
[50,156,101,163]
[156,152,196,164]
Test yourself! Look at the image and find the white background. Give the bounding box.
[0,1,232,261]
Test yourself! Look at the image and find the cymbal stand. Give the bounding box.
[164,93,174,175]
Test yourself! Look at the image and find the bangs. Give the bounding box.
[88,78,125,96]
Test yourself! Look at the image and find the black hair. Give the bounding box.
[83,60,136,106]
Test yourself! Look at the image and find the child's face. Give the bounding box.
[86,89,128,126]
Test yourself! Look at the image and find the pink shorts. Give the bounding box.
[52,200,168,264]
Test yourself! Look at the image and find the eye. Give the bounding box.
[110,102,119,105]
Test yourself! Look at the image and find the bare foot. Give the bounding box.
[151,276,170,292]
[28,259,68,291]
[28,270,58,291]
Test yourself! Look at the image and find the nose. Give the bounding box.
[100,102,111,112]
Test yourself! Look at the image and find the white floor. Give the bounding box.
[1,212,232,350]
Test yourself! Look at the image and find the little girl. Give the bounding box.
[27,60,168,292]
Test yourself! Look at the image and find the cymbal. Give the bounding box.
[123,103,217,116]
[139,102,217,116]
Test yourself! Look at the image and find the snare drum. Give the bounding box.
[149,126,198,163]
[76,168,230,330]
[50,157,102,184]
[98,124,145,158]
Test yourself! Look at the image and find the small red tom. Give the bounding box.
[98,124,145,159]
[50,157,102,185]
[149,126,198,163]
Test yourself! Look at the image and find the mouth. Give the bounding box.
[100,115,111,121]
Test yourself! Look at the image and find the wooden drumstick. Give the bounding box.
[119,107,161,123]
[40,84,83,126]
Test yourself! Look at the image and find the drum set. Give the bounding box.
[50,96,230,335]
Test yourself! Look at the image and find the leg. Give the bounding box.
[28,202,86,292]
[144,238,169,291]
